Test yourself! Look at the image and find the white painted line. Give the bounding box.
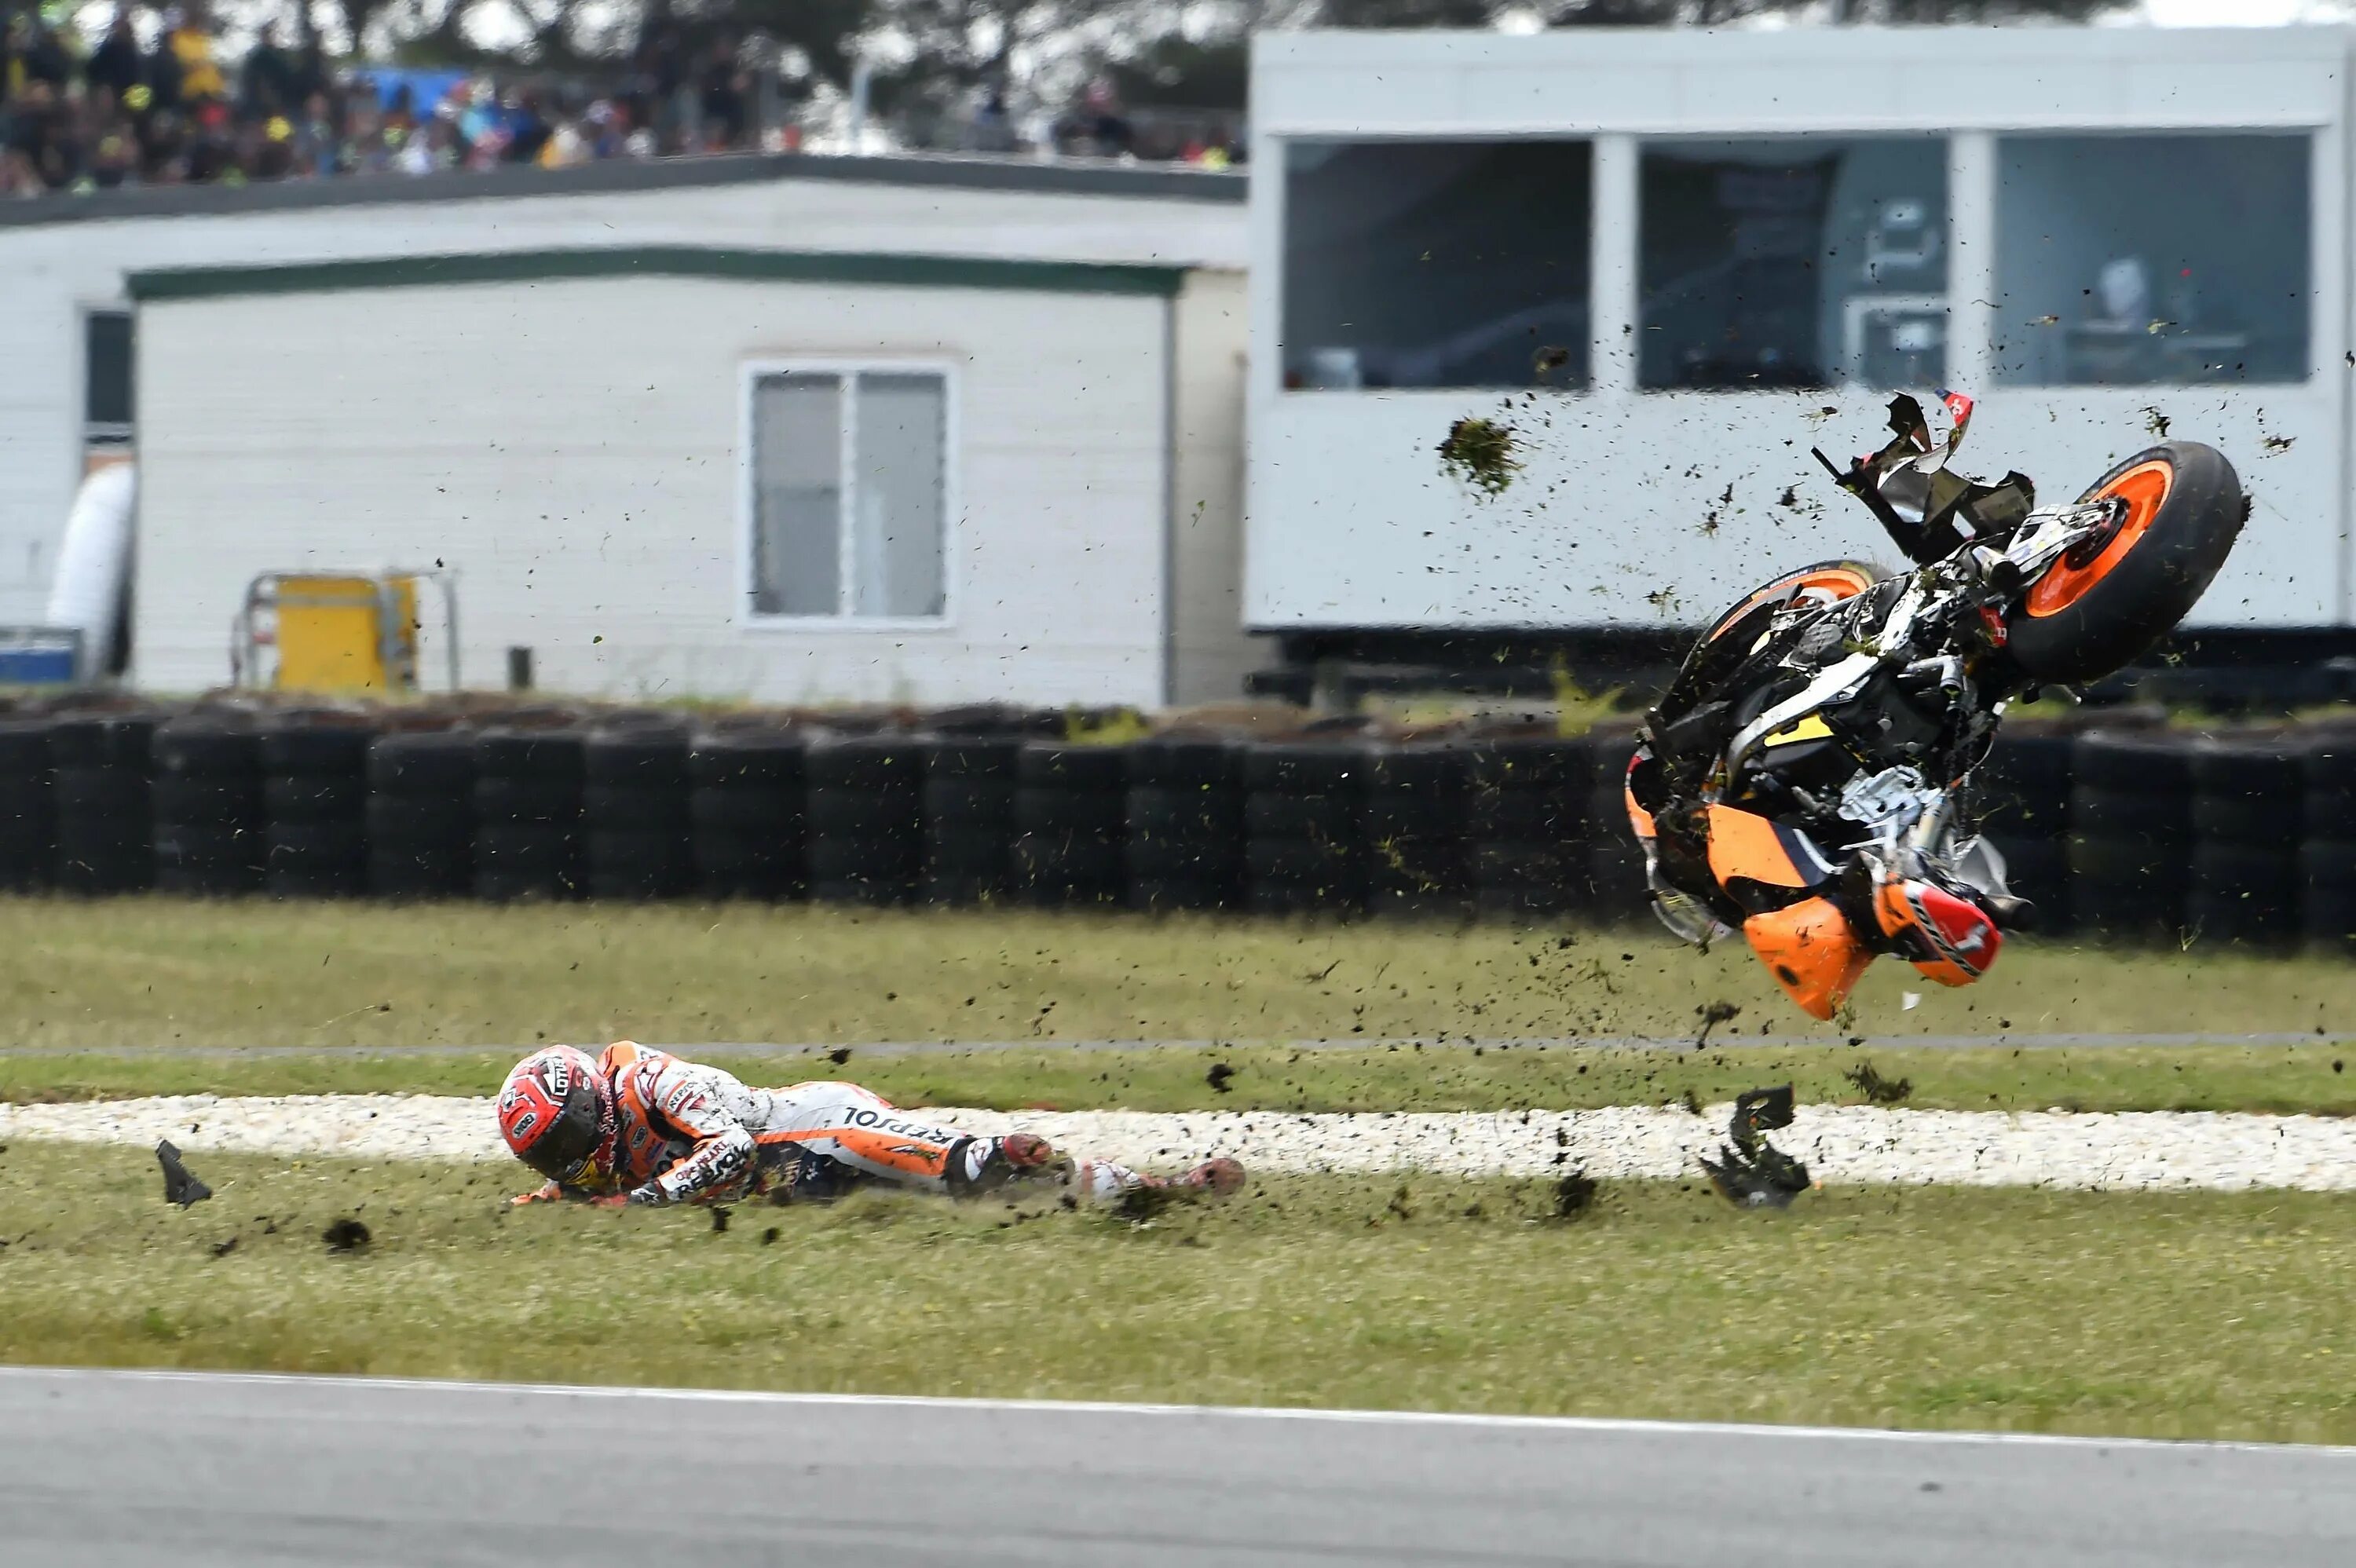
[6,1364,2351,1459]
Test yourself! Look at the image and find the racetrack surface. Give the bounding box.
[2,1369,2351,1567]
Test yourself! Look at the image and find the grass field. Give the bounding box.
[6,1142,2353,1444]
[11,1039,2356,1118]
[1,897,2352,1051]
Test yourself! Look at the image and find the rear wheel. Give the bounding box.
[2007,441,2243,685]
[1703,560,1881,645]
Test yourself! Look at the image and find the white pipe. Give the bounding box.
[45,463,135,679]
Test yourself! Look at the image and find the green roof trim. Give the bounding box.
[126,247,1191,302]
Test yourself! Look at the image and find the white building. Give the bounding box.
[0,155,1251,706]
[1248,26,2346,653]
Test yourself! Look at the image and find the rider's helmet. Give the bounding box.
[496,1045,614,1184]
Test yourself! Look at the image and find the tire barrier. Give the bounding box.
[924,736,1020,907]
[1579,729,1652,922]
[152,718,265,896]
[472,728,584,901]
[1014,743,1128,908]
[2303,736,2356,951]
[0,720,52,892]
[1242,740,1370,916]
[1363,743,1472,919]
[690,729,807,901]
[1975,726,2076,933]
[367,730,475,898]
[2069,732,2195,939]
[1471,736,1590,920]
[584,726,694,901]
[2188,737,2302,946]
[261,718,372,898]
[51,713,155,894]
[1124,734,1242,912]
[4,703,2356,941]
[807,736,923,906]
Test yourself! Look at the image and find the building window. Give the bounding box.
[744,367,949,621]
[1282,140,1593,391]
[1640,137,1948,391]
[86,309,134,445]
[1993,134,2310,387]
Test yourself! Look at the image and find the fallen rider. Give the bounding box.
[497,1042,1246,1208]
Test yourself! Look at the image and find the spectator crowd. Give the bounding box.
[0,5,1243,200]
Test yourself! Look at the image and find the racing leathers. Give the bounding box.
[509,1042,1184,1208]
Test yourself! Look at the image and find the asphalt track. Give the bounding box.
[3,1369,2354,1567]
[0,1030,2339,1058]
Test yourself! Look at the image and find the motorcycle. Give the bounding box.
[1623,392,2246,1028]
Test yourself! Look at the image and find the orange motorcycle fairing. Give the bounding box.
[1703,804,1836,894]
[1742,897,1874,1022]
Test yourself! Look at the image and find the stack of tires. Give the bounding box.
[1580,729,1651,921]
[51,714,155,894]
[260,718,372,897]
[922,736,1021,906]
[367,730,476,898]
[688,729,807,901]
[1362,743,1472,919]
[1124,733,1243,912]
[0,719,52,891]
[807,736,924,905]
[152,718,265,896]
[472,729,585,901]
[2068,732,2193,940]
[1242,740,1368,916]
[1013,744,1127,907]
[2185,736,2303,947]
[583,727,695,901]
[2299,736,2356,950]
[1469,736,1586,921]
[1973,726,2076,932]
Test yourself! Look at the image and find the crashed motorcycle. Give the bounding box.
[1624,393,2245,1029]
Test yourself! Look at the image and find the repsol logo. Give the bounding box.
[840,1108,950,1142]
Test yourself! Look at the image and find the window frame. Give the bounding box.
[1631,130,1955,396]
[82,304,135,448]
[736,356,960,631]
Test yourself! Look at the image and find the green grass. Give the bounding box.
[1,897,2352,1051]
[8,1142,2355,1443]
[9,1040,2356,1118]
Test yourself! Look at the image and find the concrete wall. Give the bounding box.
[1248,26,2351,631]
[0,159,1246,630]
[134,270,1182,707]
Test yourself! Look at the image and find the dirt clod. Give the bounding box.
[826,1047,853,1066]
[710,1206,732,1234]
[1552,1171,1600,1219]
[1205,1062,1236,1094]
[1845,1061,1913,1105]
[1437,416,1523,498]
[322,1218,371,1252]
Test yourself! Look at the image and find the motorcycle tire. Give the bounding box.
[2007,442,2244,685]
[1702,560,1881,645]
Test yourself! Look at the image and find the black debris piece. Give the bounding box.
[1845,1060,1913,1105]
[709,1205,731,1234]
[208,1236,238,1259]
[1552,1171,1599,1219]
[156,1141,212,1208]
[1205,1061,1236,1094]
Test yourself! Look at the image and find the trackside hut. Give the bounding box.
[1248,26,2347,652]
[9,157,1249,706]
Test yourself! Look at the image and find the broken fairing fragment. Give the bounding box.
[1699,1086,1813,1209]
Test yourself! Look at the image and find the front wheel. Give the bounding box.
[2006,441,2244,685]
